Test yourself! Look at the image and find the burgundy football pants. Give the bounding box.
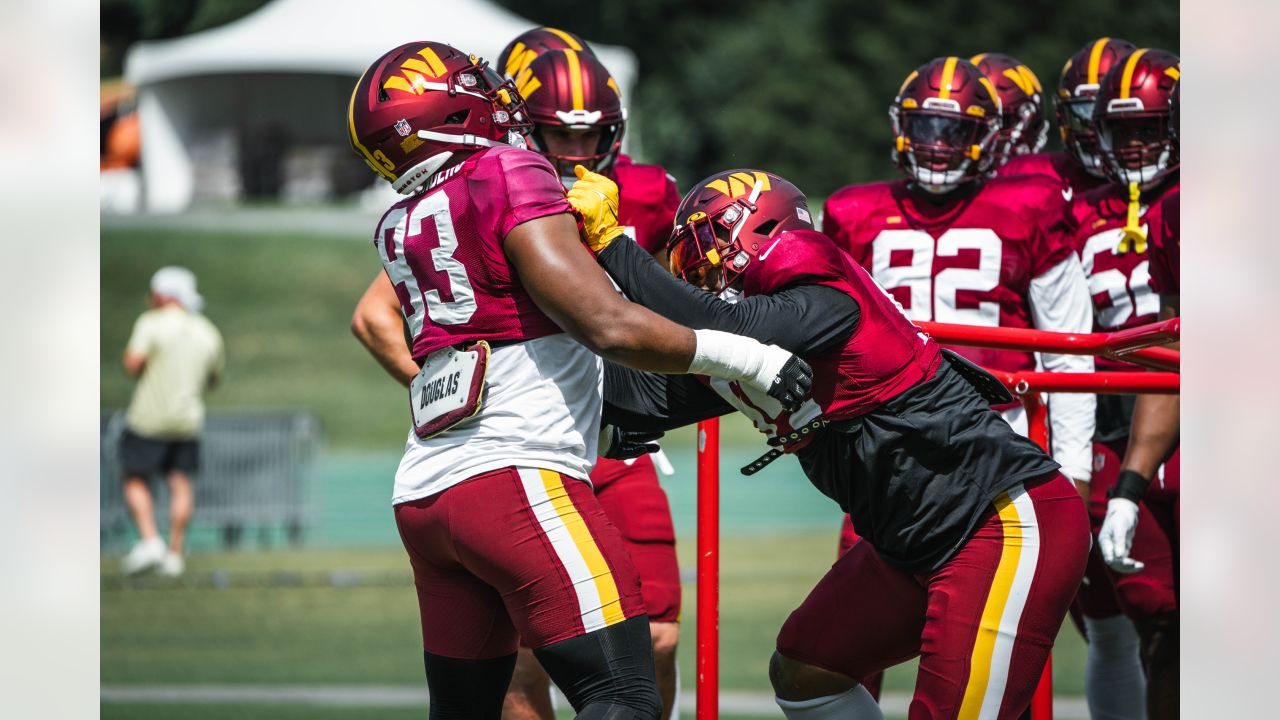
[785,473,1089,719]
[395,466,647,658]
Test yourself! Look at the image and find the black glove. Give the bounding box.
[767,356,814,412]
[600,425,664,460]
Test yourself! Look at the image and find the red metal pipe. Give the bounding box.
[695,418,720,720]
[992,371,1180,395]
[915,318,1180,358]
[1106,346,1179,372]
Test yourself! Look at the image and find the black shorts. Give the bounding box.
[120,429,200,479]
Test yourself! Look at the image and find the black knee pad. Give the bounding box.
[533,614,662,720]
[422,651,516,720]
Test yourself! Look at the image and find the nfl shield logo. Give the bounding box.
[394,119,412,138]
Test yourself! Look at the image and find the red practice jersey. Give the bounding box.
[614,154,681,254]
[737,229,941,424]
[1148,188,1180,296]
[373,145,571,361]
[999,150,1108,201]
[1067,179,1179,370]
[823,176,1075,373]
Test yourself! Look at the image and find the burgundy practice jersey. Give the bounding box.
[1148,188,1180,296]
[737,229,942,424]
[614,154,681,254]
[999,150,1108,201]
[373,145,571,361]
[1068,179,1180,371]
[823,176,1075,373]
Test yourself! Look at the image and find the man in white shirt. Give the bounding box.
[119,267,224,577]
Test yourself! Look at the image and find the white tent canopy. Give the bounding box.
[124,0,637,212]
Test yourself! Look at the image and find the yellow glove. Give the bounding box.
[568,165,628,254]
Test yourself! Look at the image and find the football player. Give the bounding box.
[1075,52,1181,720]
[1000,38,1138,200]
[570,165,1090,720]
[346,41,812,720]
[822,56,1096,561]
[983,42,1150,720]
[497,33,683,720]
[512,49,681,261]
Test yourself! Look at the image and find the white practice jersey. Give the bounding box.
[392,333,602,505]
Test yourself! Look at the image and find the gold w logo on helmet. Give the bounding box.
[383,47,450,95]
[513,66,541,100]
[504,43,539,79]
[1002,65,1043,96]
[706,171,772,198]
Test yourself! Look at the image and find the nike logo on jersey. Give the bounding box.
[758,236,784,261]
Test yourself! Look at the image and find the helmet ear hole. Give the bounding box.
[753,218,779,236]
[444,109,470,125]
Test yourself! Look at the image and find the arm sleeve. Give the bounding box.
[603,362,735,433]
[497,149,573,237]
[1029,254,1097,482]
[597,237,858,355]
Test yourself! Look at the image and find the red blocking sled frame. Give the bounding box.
[693,318,1180,719]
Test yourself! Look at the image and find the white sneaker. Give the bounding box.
[157,552,185,578]
[122,538,166,575]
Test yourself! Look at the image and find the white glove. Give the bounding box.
[1098,498,1145,574]
[688,329,812,411]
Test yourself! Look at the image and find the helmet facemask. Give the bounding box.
[997,100,1048,164]
[892,104,997,193]
[527,115,626,182]
[668,189,764,298]
[1057,92,1106,177]
[1096,110,1174,190]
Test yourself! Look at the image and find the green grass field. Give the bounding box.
[102,537,1087,717]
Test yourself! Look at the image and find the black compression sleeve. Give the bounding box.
[597,238,859,355]
[603,362,734,433]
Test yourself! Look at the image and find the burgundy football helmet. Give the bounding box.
[970,52,1048,165]
[515,49,626,177]
[348,41,530,194]
[1056,37,1137,177]
[891,57,1002,192]
[1094,48,1180,189]
[667,169,813,297]
[497,26,593,80]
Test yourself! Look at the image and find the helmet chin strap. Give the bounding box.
[393,151,454,194]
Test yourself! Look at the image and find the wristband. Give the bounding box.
[1107,469,1150,503]
[688,328,788,389]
